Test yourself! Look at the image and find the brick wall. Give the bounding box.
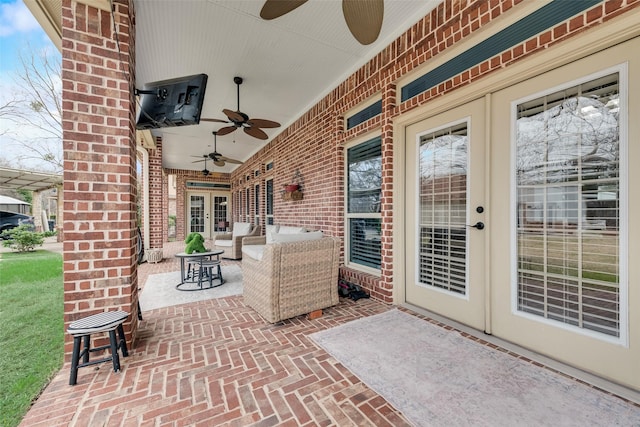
[61,0,138,357]
[148,137,163,248]
[227,0,638,303]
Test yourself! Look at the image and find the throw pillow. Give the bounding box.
[265,225,280,244]
[271,230,323,243]
[232,222,252,238]
[278,225,306,234]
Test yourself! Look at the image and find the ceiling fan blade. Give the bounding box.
[214,160,225,167]
[247,118,281,129]
[223,109,246,123]
[200,118,229,123]
[244,126,268,140]
[219,156,243,165]
[216,126,237,136]
[342,0,383,45]
[260,0,308,20]
[192,159,206,163]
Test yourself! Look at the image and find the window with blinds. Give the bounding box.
[265,179,274,225]
[418,122,468,294]
[254,184,260,225]
[347,137,382,270]
[515,72,623,338]
[245,187,250,222]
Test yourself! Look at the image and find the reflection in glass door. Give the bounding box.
[418,123,468,295]
[213,196,228,232]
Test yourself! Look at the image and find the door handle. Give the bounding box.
[467,221,484,230]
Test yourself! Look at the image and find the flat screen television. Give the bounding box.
[135,73,208,130]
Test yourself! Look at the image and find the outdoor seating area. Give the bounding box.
[213,222,262,260]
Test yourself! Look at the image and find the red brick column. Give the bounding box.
[148,137,164,248]
[162,169,169,243]
[61,0,138,359]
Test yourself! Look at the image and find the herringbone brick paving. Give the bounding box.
[21,241,637,425]
[19,241,414,426]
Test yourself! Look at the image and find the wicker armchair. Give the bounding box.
[213,222,261,260]
[242,236,340,323]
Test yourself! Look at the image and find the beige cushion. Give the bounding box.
[215,239,233,247]
[232,222,252,238]
[266,225,280,244]
[278,225,306,234]
[271,230,323,243]
[242,244,266,261]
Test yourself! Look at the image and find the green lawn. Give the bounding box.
[0,250,63,427]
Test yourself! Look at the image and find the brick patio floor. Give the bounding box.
[18,241,639,426]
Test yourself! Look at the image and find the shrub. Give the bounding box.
[1,225,45,252]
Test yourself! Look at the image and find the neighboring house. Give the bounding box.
[26,0,640,393]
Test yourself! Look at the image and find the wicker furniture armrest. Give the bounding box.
[243,235,266,246]
[214,233,232,241]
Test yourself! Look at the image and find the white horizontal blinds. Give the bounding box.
[418,123,468,295]
[347,137,382,270]
[516,73,621,337]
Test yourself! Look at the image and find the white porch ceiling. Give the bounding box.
[134,0,438,173]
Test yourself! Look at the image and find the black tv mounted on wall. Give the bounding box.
[135,73,208,130]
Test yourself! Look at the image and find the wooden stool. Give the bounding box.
[67,310,129,385]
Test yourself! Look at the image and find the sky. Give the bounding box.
[0,0,60,172]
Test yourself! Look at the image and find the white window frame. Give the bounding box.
[345,135,382,275]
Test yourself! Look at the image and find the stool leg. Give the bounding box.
[69,336,81,385]
[198,263,205,289]
[108,330,121,372]
[117,324,128,357]
[217,264,223,284]
[82,335,90,364]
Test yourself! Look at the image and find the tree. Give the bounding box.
[1,45,62,173]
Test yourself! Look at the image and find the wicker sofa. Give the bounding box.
[241,233,340,323]
[213,222,261,260]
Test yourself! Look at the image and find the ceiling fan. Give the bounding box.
[200,77,281,140]
[200,157,210,176]
[192,131,244,169]
[259,0,384,45]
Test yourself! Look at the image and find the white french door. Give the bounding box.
[187,192,229,239]
[188,192,210,237]
[405,98,487,331]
